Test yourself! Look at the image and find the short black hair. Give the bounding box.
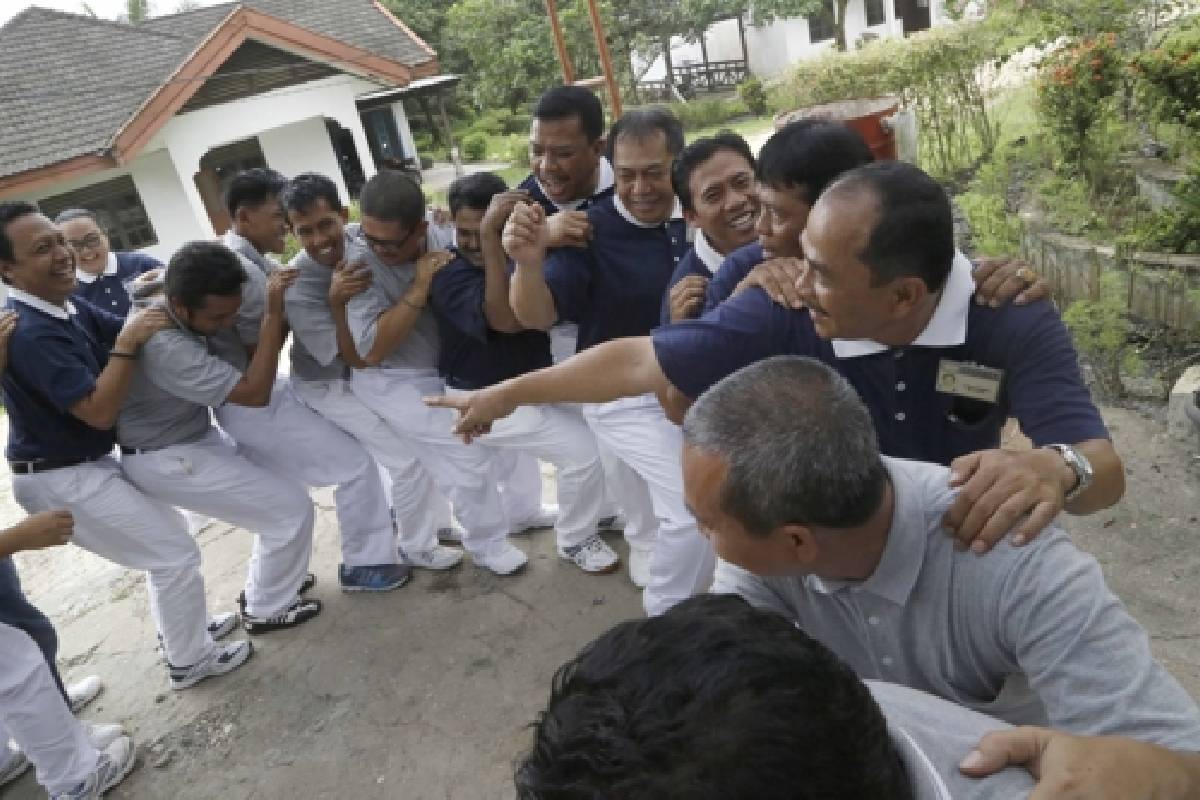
[671,131,755,212]
[532,86,605,143]
[448,172,508,217]
[757,119,874,204]
[607,107,685,164]
[53,208,98,225]
[826,160,956,292]
[224,167,287,217]
[164,241,248,311]
[0,201,41,266]
[359,169,426,227]
[281,172,344,216]
[517,594,911,800]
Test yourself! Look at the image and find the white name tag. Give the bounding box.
[936,359,1002,403]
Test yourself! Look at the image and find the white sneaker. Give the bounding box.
[67,675,103,714]
[510,504,559,535]
[51,735,137,799]
[85,722,125,750]
[168,640,253,690]
[0,744,29,788]
[399,545,464,571]
[597,514,626,532]
[628,546,654,589]
[473,541,528,575]
[559,534,620,574]
[436,522,465,543]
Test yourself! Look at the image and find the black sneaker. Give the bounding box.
[298,572,316,593]
[239,595,322,634]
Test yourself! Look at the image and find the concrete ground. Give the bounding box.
[2,402,1199,798]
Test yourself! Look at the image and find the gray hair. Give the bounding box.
[681,356,887,536]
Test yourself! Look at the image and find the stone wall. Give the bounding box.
[1019,212,1200,330]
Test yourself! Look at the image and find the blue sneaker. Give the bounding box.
[338,563,413,593]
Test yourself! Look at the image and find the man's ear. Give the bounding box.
[888,276,931,320]
[592,137,606,158]
[773,523,820,567]
[339,208,350,224]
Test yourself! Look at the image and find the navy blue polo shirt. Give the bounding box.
[429,251,552,390]
[3,294,123,462]
[659,247,711,325]
[703,242,766,312]
[73,251,162,318]
[518,169,615,216]
[543,197,690,352]
[652,287,1109,465]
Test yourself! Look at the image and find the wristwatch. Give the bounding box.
[1043,444,1094,503]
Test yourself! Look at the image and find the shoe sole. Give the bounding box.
[401,557,464,572]
[339,574,412,593]
[558,554,622,575]
[475,559,528,576]
[170,643,254,691]
[68,684,103,715]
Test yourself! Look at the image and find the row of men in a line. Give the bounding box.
[0,83,1178,797]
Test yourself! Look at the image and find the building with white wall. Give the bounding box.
[640,0,950,85]
[0,0,443,261]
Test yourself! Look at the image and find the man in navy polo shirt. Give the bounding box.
[56,208,161,318]
[430,172,615,574]
[0,201,252,691]
[661,132,759,324]
[500,107,706,614]
[429,161,1123,561]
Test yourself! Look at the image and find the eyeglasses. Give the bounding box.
[65,232,104,252]
[355,225,420,254]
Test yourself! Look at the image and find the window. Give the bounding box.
[360,107,407,169]
[866,0,887,26]
[38,175,157,250]
[808,0,836,42]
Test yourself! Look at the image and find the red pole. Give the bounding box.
[543,0,576,84]
[584,0,623,116]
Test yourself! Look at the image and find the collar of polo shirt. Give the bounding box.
[804,457,923,607]
[8,287,76,320]
[692,229,724,275]
[76,252,119,285]
[612,194,684,229]
[540,157,615,212]
[223,229,278,275]
[831,251,975,359]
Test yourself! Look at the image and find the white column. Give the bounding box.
[156,144,217,252]
[884,0,898,37]
[391,101,419,164]
[258,118,351,202]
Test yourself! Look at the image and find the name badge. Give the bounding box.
[936,359,1002,403]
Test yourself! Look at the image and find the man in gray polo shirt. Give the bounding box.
[212,168,406,593]
[117,241,323,634]
[683,356,1200,748]
[280,172,462,572]
[346,170,523,576]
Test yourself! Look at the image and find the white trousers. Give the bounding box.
[121,430,314,617]
[582,396,716,616]
[216,377,395,567]
[0,624,96,795]
[447,392,604,549]
[350,371,508,557]
[12,458,214,667]
[291,377,443,556]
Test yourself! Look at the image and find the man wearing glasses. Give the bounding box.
[56,209,161,318]
[346,170,526,576]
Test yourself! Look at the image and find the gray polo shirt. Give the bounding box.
[282,227,362,382]
[210,231,273,372]
[345,231,446,373]
[869,680,1034,799]
[116,305,240,450]
[712,456,1200,749]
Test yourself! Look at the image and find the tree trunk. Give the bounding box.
[836,0,852,51]
[662,35,676,91]
[737,13,750,69]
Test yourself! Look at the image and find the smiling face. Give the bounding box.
[530,115,604,206]
[755,182,811,260]
[235,195,289,255]
[0,213,77,304]
[683,149,759,256]
[613,131,677,225]
[289,198,348,268]
[358,214,427,268]
[59,215,110,276]
[174,292,243,336]
[453,206,486,267]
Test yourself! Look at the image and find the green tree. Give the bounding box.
[125,0,149,22]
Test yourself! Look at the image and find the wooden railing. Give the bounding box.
[639,58,749,100]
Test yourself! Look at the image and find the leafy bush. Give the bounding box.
[1063,271,1139,399]
[1035,33,1124,183]
[667,98,749,131]
[737,77,769,117]
[462,132,489,162]
[773,20,999,178]
[1134,16,1200,132]
[1125,162,1200,255]
[505,134,530,169]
